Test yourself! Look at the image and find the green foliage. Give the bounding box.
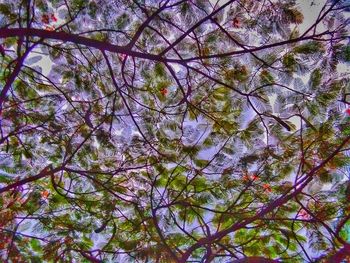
[341,45,350,62]
[115,13,130,29]
[293,41,324,54]
[0,0,349,262]
[260,69,274,84]
[0,3,11,15]
[283,7,304,24]
[309,68,322,89]
[282,53,297,72]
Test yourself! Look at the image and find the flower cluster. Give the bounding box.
[41,13,57,24]
[242,173,272,193]
[41,13,58,31]
[242,173,259,181]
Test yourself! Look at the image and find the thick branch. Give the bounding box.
[0,28,336,65]
[326,245,350,262]
[0,28,165,61]
[0,165,61,194]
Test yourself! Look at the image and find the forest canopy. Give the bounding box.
[0,0,350,262]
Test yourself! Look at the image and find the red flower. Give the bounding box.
[242,175,250,181]
[262,183,272,192]
[160,87,168,96]
[44,25,55,31]
[346,108,350,115]
[232,17,241,28]
[51,13,58,22]
[41,190,50,199]
[251,174,259,181]
[41,14,50,24]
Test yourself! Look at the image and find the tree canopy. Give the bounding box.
[0,0,350,262]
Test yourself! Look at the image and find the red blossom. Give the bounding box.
[41,190,50,199]
[251,174,259,181]
[51,13,58,22]
[232,17,241,28]
[242,173,259,182]
[346,108,350,115]
[160,87,168,96]
[44,25,55,31]
[242,175,250,181]
[262,183,272,192]
[41,14,50,24]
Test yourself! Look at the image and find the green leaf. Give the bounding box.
[341,45,350,62]
[260,70,274,84]
[309,68,322,89]
[282,53,296,72]
[0,174,10,183]
[30,239,42,252]
[193,159,209,168]
[0,3,11,15]
[154,63,166,77]
[115,13,130,29]
[293,41,324,54]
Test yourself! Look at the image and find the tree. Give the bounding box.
[0,0,350,262]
